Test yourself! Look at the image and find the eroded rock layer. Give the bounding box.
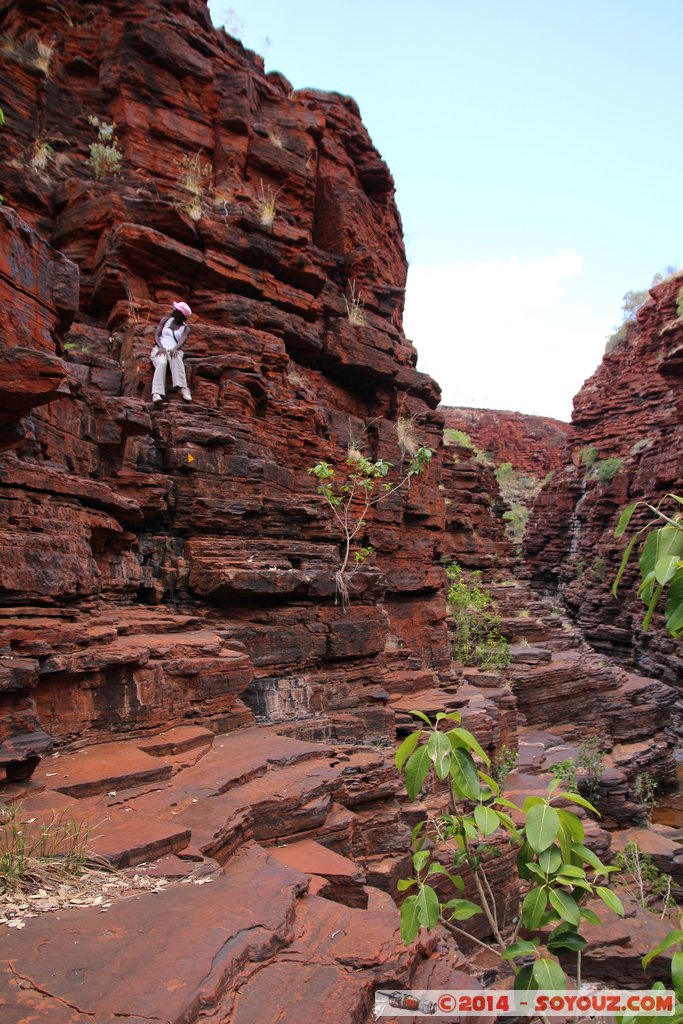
[525,275,683,688]
[443,406,569,477]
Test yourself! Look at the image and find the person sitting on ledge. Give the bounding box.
[151,300,192,403]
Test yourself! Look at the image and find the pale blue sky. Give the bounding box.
[208,1,682,419]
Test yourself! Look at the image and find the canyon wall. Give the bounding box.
[0,0,451,771]
[443,406,569,477]
[525,274,683,687]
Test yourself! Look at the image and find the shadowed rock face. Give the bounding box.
[443,407,569,478]
[524,273,683,689]
[0,0,452,762]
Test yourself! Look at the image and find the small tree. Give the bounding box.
[308,445,433,605]
[395,711,625,992]
[613,494,683,636]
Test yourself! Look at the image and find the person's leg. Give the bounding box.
[169,352,191,400]
[151,352,168,398]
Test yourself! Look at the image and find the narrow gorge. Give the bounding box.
[0,1,681,1021]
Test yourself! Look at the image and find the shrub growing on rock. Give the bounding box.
[394,710,625,992]
[87,116,122,178]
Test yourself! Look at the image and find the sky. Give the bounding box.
[208,0,683,420]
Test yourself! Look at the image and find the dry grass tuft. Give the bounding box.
[396,414,421,458]
[254,179,278,227]
[344,280,367,326]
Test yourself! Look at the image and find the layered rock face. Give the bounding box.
[0,0,450,767]
[443,406,569,477]
[525,274,683,687]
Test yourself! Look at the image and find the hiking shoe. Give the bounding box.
[181,389,192,401]
[152,393,163,403]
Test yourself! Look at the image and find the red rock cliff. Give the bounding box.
[525,274,683,687]
[0,0,450,769]
[443,406,569,477]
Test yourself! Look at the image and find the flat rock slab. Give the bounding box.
[0,844,307,1023]
[87,810,191,868]
[172,727,335,796]
[32,742,173,798]
[137,725,214,757]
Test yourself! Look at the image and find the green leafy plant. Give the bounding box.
[614,840,673,916]
[308,444,433,605]
[634,773,658,824]
[444,561,512,670]
[496,462,543,546]
[87,115,122,178]
[579,445,598,468]
[491,745,518,785]
[613,494,683,636]
[395,710,625,993]
[595,457,623,485]
[550,759,579,793]
[443,428,474,449]
[576,737,605,806]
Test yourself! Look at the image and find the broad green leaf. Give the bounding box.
[642,929,683,969]
[554,864,586,879]
[665,569,683,637]
[474,804,500,837]
[615,502,638,538]
[613,533,639,597]
[524,796,544,812]
[572,843,604,872]
[672,952,683,999]
[548,888,580,925]
[447,728,490,767]
[450,748,482,801]
[547,930,587,953]
[501,939,539,960]
[517,841,534,880]
[522,886,548,929]
[533,957,567,991]
[580,907,602,925]
[400,895,421,943]
[495,809,520,839]
[555,791,599,815]
[655,554,681,586]
[427,730,452,780]
[596,885,625,917]
[397,878,415,892]
[526,802,560,853]
[548,777,562,794]
[416,884,440,929]
[396,730,422,771]
[526,863,547,881]
[643,582,665,631]
[411,820,426,847]
[478,771,500,796]
[404,745,432,800]
[413,849,430,872]
[426,863,464,891]
[558,878,592,892]
[409,710,433,726]
[442,898,482,920]
[514,965,538,994]
[495,796,522,811]
[538,846,562,874]
[435,711,461,723]
[557,808,584,843]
